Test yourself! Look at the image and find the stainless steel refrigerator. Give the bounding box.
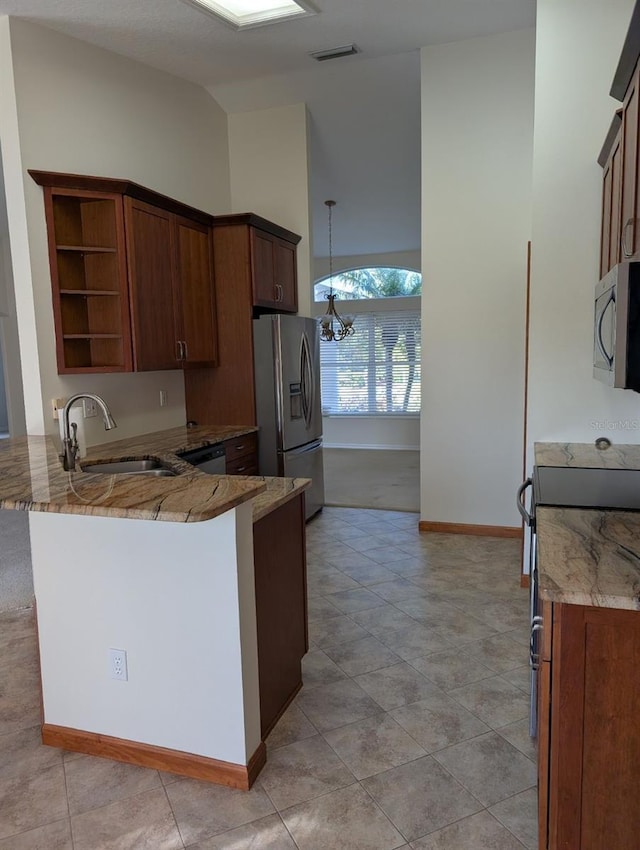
[253,314,324,520]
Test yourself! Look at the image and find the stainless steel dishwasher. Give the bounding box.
[176,443,226,474]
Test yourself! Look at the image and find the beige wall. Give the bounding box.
[3,18,231,443]
[527,0,637,456]
[228,103,313,317]
[421,28,535,527]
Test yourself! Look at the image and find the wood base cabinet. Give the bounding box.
[538,600,640,850]
[253,494,308,739]
[223,432,258,476]
[31,171,217,374]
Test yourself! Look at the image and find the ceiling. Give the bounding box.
[0,0,536,88]
[0,0,536,262]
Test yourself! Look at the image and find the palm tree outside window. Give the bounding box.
[313,268,421,416]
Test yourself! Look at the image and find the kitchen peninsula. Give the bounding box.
[0,425,310,790]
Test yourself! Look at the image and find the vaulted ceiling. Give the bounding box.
[0,0,536,259]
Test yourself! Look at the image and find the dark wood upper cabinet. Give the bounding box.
[249,229,297,312]
[30,171,217,374]
[599,114,623,278]
[184,213,301,428]
[621,66,639,261]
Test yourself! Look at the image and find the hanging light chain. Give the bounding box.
[320,199,355,343]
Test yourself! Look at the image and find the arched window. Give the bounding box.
[314,267,421,301]
[314,267,421,416]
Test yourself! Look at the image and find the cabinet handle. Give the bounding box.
[274,284,283,302]
[622,217,635,257]
[176,340,183,361]
[236,466,247,472]
[182,340,188,361]
[235,445,245,451]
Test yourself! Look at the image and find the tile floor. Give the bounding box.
[0,507,537,849]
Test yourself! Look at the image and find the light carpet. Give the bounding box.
[323,448,419,512]
[0,510,34,612]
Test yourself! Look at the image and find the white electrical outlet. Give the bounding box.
[51,398,66,421]
[159,390,167,407]
[83,398,98,418]
[109,648,128,681]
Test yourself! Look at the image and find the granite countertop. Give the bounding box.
[534,441,640,610]
[535,441,640,469]
[0,425,309,524]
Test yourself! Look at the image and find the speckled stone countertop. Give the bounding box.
[535,442,640,610]
[0,425,309,524]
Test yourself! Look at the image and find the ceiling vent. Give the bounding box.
[310,44,360,62]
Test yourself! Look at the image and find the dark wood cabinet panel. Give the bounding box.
[125,199,179,371]
[621,65,639,260]
[184,214,301,429]
[541,602,640,850]
[251,229,277,308]
[253,493,308,738]
[274,238,298,312]
[175,216,217,367]
[600,114,623,277]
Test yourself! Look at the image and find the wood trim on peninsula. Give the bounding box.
[42,724,267,790]
[419,520,523,539]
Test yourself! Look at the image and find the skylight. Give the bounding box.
[181,0,316,29]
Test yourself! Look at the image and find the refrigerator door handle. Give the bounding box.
[285,438,322,457]
[300,332,313,430]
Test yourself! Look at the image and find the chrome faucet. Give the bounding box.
[61,393,117,471]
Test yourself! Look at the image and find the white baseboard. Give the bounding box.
[323,443,420,451]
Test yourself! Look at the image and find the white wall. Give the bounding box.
[2,18,231,443]
[212,51,421,260]
[421,29,535,527]
[527,0,638,457]
[323,416,420,450]
[0,152,25,436]
[228,103,313,318]
[30,503,260,765]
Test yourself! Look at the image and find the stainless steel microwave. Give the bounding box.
[594,261,640,391]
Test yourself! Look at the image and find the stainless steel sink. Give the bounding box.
[80,459,177,476]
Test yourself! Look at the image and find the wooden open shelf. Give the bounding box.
[42,187,133,372]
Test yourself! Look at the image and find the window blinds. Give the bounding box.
[319,309,421,415]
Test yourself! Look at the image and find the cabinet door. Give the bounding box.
[174,216,217,367]
[275,238,298,313]
[621,65,639,260]
[537,599,552,850]
[250,229,278,308]
[549,604,640,850]
[601,131,623,277]
[125,198,180,371]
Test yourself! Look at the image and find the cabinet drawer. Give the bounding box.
[226,456,258,476]
[224,433,258,463]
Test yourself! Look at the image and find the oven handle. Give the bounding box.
[517,477,533,526]
[530,616,543,670]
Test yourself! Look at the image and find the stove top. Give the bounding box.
[534,466,640,511]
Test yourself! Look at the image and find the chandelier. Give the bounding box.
[319,200,355,342]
